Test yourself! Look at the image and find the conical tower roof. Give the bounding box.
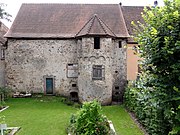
[76,14,116,37]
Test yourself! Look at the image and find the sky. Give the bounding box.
[1,0,164,28]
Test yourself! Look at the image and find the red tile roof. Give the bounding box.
[5,4,144,39]
[76,14,116,37]
[121,6,144,42]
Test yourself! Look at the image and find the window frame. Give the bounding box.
[67,63,78,78]
[92,65,105,80]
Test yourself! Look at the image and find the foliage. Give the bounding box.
[0,3,11,22]
[125,0,180,135]
[67,100,114,135]
[0,116,5,124]
[0,87,11,107]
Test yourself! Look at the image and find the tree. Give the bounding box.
[0,3,12,22]
[125,0,180,134]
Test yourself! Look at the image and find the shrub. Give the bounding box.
[67,100,114,135]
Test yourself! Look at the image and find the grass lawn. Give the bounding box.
[0,97,144,135]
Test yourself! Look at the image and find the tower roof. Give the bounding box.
[76,14,116,37]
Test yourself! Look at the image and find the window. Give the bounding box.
[67,64,78,78]
[94,37,100,49]
[115,86,119,90]
[72,84,77,87]
[1,49,5,60]
[92,65,105,80]
[119,41,122,48]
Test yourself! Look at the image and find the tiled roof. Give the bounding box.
[5,3,130,38]
[121,6,144,42]
[76,14,116,37]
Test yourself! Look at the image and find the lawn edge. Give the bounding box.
[0,106,9,113]
[125,109,149,135]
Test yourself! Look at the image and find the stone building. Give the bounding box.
[0,21,8,87]
[4,4,143,104]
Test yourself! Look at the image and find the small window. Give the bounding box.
[94,37,100,49]
[1,49,5,60]
[72,84,77,87]
[115,71,118,73]
[67,64,78,78]
[92,65,105,80]
[115,86,119,90]
[119,41,122,48]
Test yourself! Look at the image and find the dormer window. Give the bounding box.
[94,37,100,49]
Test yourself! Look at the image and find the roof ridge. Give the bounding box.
[87,14,96,34]
[118,4,130,37]
[76,14,117,37]
[95,15,107,34]
[75,15,94,37]
[96,15,116,37]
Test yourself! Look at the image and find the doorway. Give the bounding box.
[45,78,54,94]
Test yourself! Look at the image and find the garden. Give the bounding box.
[0,96,144,135]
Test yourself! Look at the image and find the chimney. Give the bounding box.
[154,1,158,7]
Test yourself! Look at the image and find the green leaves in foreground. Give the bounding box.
[126,0,180,135]
[67,100,114,135]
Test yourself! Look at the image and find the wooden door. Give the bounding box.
[46,78,53,94]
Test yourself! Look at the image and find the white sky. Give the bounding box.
[1,0,164,28]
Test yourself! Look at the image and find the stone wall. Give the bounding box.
[78,38,114,105]
[112,40,127,102]
[0,21,8,87]
[0,45,5,87]
[78,37,127,104]
[6,39,78,96]
[6,37,127,104]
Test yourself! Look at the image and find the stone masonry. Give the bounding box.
[3,3,144,105]
[5,38,126,105]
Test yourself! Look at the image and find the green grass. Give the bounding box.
[103,106,144,135]
[0,97,144,135]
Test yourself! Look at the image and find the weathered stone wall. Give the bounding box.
[0,45,5,87]
[78,38,113,105]
[78,37,127,105]
[112,40,127,102]
[0,21,8,87]
[5,37,127,104]
[5,39,78,96]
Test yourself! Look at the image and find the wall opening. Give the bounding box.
[94,37,100,49]
[45,78,54,95]
[72,84,77,87]
[70,92,78,102]
[119,41,122,48]
[115,86,119,90]
[67,63,78,78]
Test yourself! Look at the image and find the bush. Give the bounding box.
[0,87,12,106]
[67,100,114,135]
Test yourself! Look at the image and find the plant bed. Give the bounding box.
[67,100,116,135]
